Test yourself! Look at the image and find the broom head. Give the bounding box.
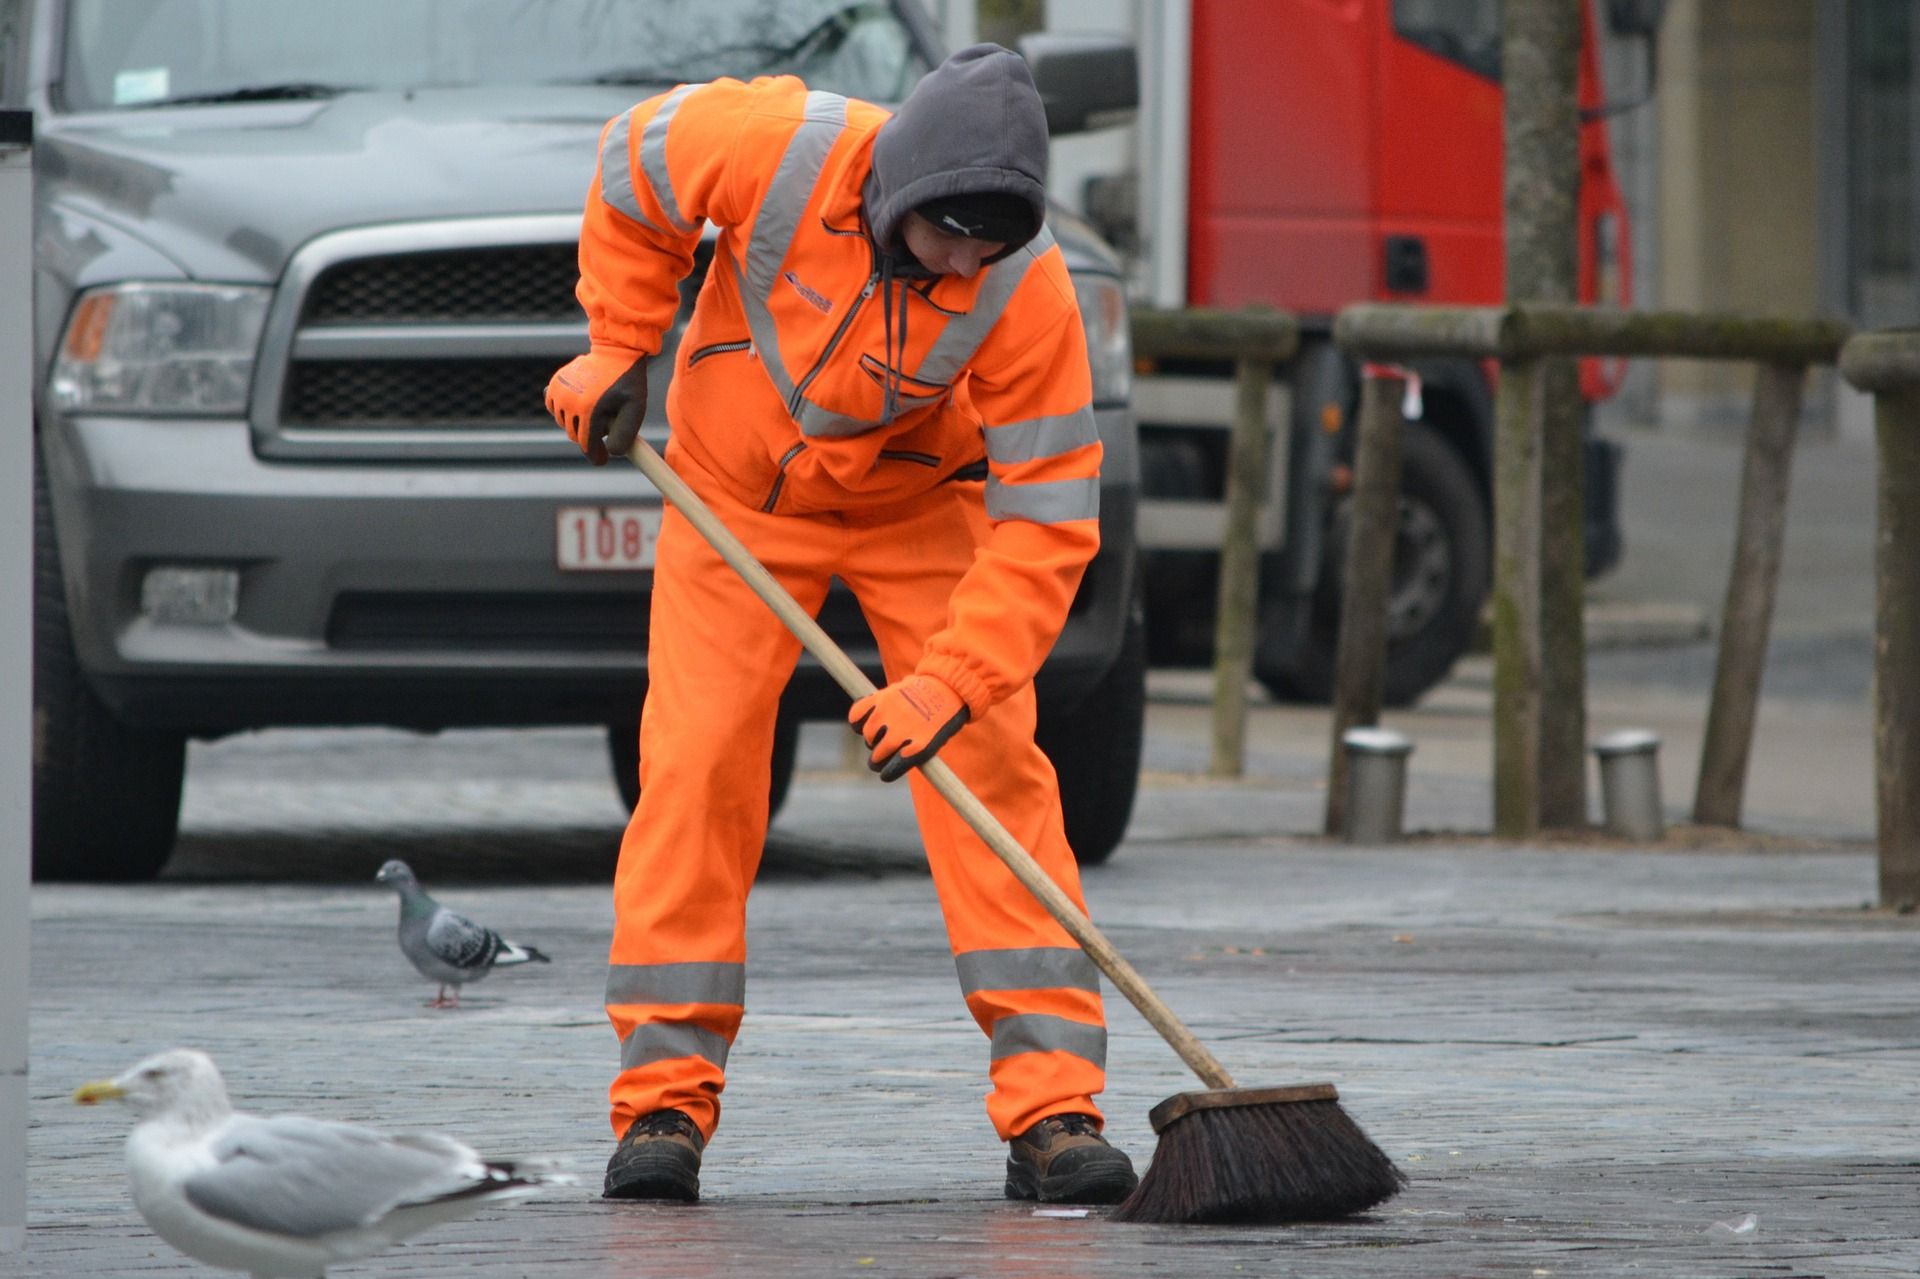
[1109,1083,1406,1225]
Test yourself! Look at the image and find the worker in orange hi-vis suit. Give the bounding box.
[546,44,1135,1207]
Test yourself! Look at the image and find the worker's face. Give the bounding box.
[902,211,1006,279]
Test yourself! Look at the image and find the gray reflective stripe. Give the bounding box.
[737,91,848,410]
[598,110,663,233]
[794,378,943,438]
[986,475,1100,524]
[914,225,1054,387]
[729,254,797,405]
[619,1021,732,1072]
[989,1013,1107,1066]
[638,83,701,236]
[795,398,867,437]
[796,397,947,438]
[605,961,745,1007]
[983,407,1099,465]
[955,947,1100,996]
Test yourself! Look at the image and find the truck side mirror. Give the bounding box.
[1605,0,1668,39]
[1016,33,1137,137]
[1587,0,1667,121]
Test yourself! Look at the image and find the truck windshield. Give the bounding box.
[1393,0,1501,82]
[59,0,927,112]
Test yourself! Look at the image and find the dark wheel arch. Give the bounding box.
[1260,424,1490,707]
[1034,570,1146,866]
[32,439,185,882]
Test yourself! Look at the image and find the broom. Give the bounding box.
[625,435,1405,1224]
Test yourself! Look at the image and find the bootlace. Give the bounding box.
[632,1109,694,1139]
[1042,1113,1101,1139]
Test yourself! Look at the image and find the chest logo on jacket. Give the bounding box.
[781,270,834,315]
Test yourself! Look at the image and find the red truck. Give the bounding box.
[1097,0,1643,704]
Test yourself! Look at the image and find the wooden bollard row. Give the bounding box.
[1130,307,1299,780]
[1333,303,1853,846]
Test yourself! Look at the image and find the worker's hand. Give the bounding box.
[546,350,649,465]
[849,674,970,783]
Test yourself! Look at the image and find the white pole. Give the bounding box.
[1137,0,1190,310]
[0,107,33,1255]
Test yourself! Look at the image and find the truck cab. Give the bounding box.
[10,0,1146,880]
[1123,0,1628,704]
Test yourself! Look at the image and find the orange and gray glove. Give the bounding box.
[848,673,970,783]
[546,349,648,465]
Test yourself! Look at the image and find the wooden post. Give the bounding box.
[1537,357,1588,827]
[1693,362,1807,827]
[1492,358,1544,837]
[1208,356,1275,777]
[1839,331,1920,908]
[1873,385,1920,908]
[1502,0,1580,837]
[1325,371,1406,834]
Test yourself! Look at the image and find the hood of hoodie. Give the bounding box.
[863,44,1049,259]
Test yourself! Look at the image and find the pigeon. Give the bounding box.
[73,1048,568,1277]
[374,859,550,1008]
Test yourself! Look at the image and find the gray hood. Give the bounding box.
[35,85,639,283]
[863,44,1049,257]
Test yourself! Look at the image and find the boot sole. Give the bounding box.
[603,1144,701,1202]
[1004,1157,1139,1205]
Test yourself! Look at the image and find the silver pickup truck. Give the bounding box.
[11,0,1145,880]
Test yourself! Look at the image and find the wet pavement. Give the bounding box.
[16,428,1917,1278]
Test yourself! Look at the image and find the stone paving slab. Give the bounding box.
[16,723,1920,1278]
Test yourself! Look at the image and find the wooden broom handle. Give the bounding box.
[627,438,1236,1091]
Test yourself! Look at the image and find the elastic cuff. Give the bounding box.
[915,654,994,723]
[590,341,652,363]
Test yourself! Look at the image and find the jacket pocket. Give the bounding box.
[857,353,950,405]
[686,339,752,368]
[761,441,808,513]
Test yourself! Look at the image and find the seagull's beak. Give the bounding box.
[73,1079,126,1105]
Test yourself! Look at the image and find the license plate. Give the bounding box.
[556,506,661,571]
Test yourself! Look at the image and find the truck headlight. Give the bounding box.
[1072,273,1132,406]
[49,283,270,416]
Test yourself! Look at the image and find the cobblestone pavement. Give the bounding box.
[17,692,1919,1278]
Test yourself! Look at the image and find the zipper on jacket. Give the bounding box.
[687,339,751,368]
[787,269,879,417]
[761,441,809,513]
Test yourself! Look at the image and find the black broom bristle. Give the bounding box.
[1109,1097,1406,1225]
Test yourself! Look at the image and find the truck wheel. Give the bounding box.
[1035,578,1145,866]
[608,712,799,822]
[32,445,185,882]
[1263,425,1490,707]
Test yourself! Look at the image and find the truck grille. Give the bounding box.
[285,356,563,427]
[301,245,583,324]
[257,217,708,456]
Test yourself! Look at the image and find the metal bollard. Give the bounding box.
[1592,729,1664,840]
[1341,727,1414,843]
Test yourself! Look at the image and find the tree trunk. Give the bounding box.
[1502,0,1584,833]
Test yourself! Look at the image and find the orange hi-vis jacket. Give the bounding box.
[576,74,1102,722]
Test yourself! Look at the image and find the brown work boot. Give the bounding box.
[1005,1112,1139,1204]
[603,1108,704,1201]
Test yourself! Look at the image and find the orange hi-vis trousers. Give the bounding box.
[605,441,1109,1146]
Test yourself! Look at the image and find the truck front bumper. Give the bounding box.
[44,411,1137,735]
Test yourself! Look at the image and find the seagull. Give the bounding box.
[73,1048,567,1278]
[374,859,550,1008]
